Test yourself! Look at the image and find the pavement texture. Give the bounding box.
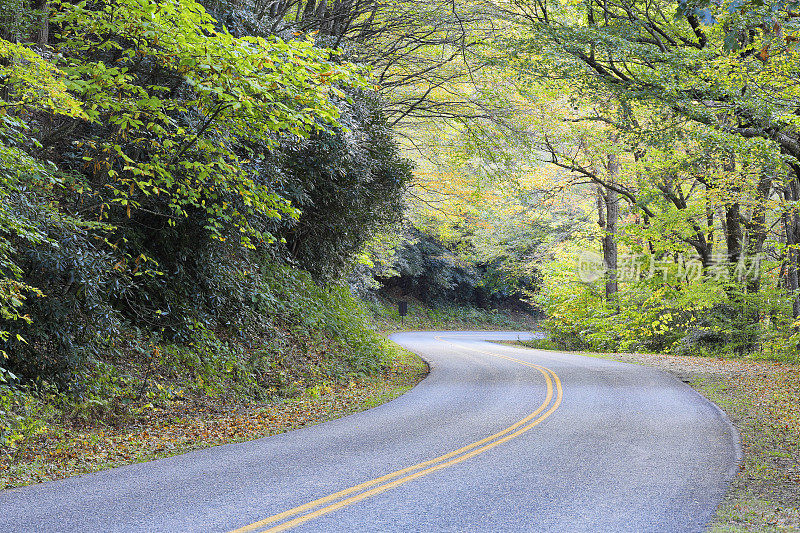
[0,331,741,532]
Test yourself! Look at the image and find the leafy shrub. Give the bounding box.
[116,265,396,405]
[537,252,794,358]
[0,0,404,391]
[0,385,51,452]
[273,89,412,281]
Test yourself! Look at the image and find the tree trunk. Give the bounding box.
[722,157,742,266]
[604,153,619,304]
[725,202,742,264]
[743,174,771,293]
[783,182,800,320]
[33,0,49,46]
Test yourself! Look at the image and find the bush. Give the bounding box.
[273,89,412,281]
[537,257,797,359]
[0,385,52,452]
[0,0,407,391]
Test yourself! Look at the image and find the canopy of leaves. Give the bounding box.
[0,0,410,387]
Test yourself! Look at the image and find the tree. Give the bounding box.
[0,0,374,383]
[202,0,502,127]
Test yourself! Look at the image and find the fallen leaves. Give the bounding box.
[0,350,427,489]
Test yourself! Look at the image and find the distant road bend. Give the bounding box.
[0,331,740,532]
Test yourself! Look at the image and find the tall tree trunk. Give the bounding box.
[705,183,714,259]
[722,157,742,266]
[32,0,48,46]
[725,202,742,264]
[604,153,619,304]
[743,174,772,293]
[783,182,800,320]
[596,185,605,229]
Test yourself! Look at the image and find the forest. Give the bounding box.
[0,0,799,508]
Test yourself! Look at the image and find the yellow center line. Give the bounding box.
[229,336,562,533]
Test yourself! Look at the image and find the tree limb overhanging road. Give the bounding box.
[0,332,740,532]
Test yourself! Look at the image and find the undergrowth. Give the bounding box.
[0,343,427,488]
[1,266,399,461]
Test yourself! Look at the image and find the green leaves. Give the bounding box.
[0,0,382,388]
[0,39,86,120]
[46,0,367,245]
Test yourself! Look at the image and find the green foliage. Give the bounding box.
[0,181,132,386]
[0,38,86,117]
[0,384,51,450]
[0,0,408,392]
[537,246,798,360]
[0,262,399,452]
[367,220,545,313]
[48,0,365,247]
[0,37,90,371]
[368,296,535,331]
[377,225,482,304]
[257,265,393,376]
[273,89,412,280]
[0,0,40,43]
[98,264,397,407]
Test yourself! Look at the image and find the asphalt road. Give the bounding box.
[0,331,740,532]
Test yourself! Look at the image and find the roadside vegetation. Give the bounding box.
[0,0,417,482]
[4,1,800,530]
[0,267,429,488]
[369,297,538,333]
[1,346,427,488]
[0,0,538,485]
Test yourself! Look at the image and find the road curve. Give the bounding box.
[0,331,740,532]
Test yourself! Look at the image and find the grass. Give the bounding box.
[509,340,800,532]
[0,343,428,489]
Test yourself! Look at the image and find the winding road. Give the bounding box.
[0,331,740,532]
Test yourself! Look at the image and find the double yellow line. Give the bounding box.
[229,338,562,533]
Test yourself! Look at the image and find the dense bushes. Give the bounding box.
[270,90,412,280]
[3,190,126,387]
[0,264,398,448]
[371,225,537,310]
[536,254,797,361]
[0,0,409,392]
[145,264,395,402]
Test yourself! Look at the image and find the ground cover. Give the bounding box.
[1,346,427,489]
